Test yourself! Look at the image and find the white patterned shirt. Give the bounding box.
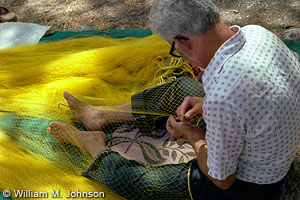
[202,25,300,184]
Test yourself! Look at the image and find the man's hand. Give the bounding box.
[176,96,204,121]
[166,115,187,139]
[166,115,204,142]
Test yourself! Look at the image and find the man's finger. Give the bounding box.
[176,97,192,120]
[176,105,186,118]
[185,105,202,119]
[168,115,177,127]
[166,116,175,135]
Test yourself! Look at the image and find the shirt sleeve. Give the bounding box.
[203,100,245,180]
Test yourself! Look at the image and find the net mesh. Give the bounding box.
[0,34,206,200]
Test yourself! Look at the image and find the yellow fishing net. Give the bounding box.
[0,34,203,199]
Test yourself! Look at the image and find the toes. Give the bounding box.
[47,121,80,145]
[49,121,59,130]
[48,121,60,138]
[63,91,71,99]
[63,91,81,106]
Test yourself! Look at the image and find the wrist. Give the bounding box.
[193,140,207,155]
[185,126,205,146]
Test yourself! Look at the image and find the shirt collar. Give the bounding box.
[202,25,246,92]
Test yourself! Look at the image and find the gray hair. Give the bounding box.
[149,0,220,42]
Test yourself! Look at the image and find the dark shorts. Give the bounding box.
[189,159,286,200]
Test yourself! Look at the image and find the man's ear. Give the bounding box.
[176,38,192,52]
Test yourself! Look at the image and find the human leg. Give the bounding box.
[48,121,108,157]
[82,150,191,200]
[63,76,205,133]
[63,91,134,131]
[47,121,191,200]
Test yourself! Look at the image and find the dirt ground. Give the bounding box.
[1,0,300,198]
[1,0,300,40]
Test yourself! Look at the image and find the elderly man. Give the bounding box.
[48,0,300,199]
[153,0,300,199]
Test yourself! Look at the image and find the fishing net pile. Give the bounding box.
[0,33,201,199]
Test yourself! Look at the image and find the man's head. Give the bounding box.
[150,0,232,70]
[149,0,220,43]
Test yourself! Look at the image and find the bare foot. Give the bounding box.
[63,91,111,131]
[48,121,107,157]
[0,7,17,22]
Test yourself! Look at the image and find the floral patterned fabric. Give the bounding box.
[109,124,196,166]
